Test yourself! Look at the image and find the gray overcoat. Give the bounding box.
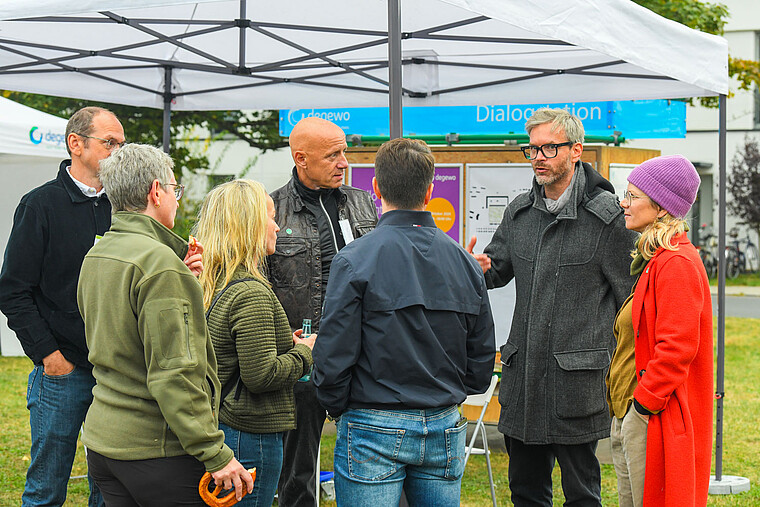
[484,162,638,445]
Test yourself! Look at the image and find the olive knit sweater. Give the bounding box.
[207,268,312,434]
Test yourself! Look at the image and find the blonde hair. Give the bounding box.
[634,198,687,260]
[194,179,271,309]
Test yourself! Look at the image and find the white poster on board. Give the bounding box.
[609,163,636,199]
[466,163,534,348]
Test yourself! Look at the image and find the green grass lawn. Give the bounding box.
[710,271,760,287]
[2,317,759,506]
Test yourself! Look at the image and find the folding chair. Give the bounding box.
[463,374,499,507]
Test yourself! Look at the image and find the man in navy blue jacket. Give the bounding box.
[313,138,496,506]
[0,107,124,507]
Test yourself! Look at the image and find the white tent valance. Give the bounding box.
[0,0,727,112]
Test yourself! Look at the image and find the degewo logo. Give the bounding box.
[28,126,66,149]
[287,109,351,127]
[29,126,43,144]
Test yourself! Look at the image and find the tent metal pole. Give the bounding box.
[162,66,173,154]
[715,93,727,481]
[708,91,749,495]
[388,0,402,139]
[239,0,246,70]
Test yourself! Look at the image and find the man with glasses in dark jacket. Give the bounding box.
[467,108,637,506]
[0,106,124,507]
[270,117,378,506]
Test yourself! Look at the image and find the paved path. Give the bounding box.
[710,286,760,319]
[710,285,760,297]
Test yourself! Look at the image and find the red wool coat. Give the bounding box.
[632,233,713,507]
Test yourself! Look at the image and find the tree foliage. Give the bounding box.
[633,0,760,106]
[1,90,286,236]
[728,136,760,237]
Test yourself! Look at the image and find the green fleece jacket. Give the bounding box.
[77,212,233,472]
[208,268,312,434]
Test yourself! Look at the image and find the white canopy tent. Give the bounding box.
[0,0,736,487]
[0,1,727,111]
[0,96,68,157]
[0,97,67,357]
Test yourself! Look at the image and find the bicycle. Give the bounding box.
[697,224,718,279]
[725,226,760,278]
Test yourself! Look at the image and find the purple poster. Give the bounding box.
[348,165,463,244]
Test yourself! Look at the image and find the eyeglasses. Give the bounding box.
[164,183,185,200]
[520,141,575,160]
[621,190,645,203]
[77,133,126,151]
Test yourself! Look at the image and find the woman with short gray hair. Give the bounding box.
[78,143,254,505]
[98,143,175,212]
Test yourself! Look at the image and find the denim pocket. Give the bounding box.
[347,422,405,481]
[27,366,41,405]
[444,422,468,480]
[43,364,77,379]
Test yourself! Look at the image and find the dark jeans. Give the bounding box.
[504,436,601,507]
[23,365,104,507]
[278,380,326,507]
[87,450,206,506]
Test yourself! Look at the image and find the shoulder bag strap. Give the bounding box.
[205,277,256,402]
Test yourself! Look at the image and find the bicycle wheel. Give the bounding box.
[745,244,760,273]
[699,249,717,278]
[726,247,741,279]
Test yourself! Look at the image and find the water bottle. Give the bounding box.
[297,319,313,382]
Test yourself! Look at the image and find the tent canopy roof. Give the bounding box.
[0,0,728,111]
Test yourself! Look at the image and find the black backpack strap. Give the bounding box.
[206,278,256,402]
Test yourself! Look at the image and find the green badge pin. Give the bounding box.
[286,228,292,234]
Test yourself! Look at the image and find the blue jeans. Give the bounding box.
[24,364,104,507]
[334,405,466,507]
[220,423,283,507]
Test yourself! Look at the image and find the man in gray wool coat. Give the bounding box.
[467,108,637,506]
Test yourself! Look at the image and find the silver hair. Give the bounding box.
[99,144,174,212]
[524,107,585,145]
[64,107,114,156]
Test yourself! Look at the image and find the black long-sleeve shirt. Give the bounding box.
[312,209,496,417]
[0,161,111,367]
[292,169,345,299]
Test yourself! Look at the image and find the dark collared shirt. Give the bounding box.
[313,209,496,417]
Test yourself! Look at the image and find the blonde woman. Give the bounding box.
[607,155,713,507]
[195,180,315,507]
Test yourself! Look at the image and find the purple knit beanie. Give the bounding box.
[627,155,700,219]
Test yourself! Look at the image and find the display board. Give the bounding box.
[609,163,637,199]
[466,163,534,347]
[348,164,463,244]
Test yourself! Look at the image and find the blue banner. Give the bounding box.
[280,100,685,139]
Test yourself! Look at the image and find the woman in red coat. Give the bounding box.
[612,154,713,506]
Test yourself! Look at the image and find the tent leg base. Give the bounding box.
[709,475,751,495]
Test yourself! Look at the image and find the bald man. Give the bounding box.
[269,117,378,507]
